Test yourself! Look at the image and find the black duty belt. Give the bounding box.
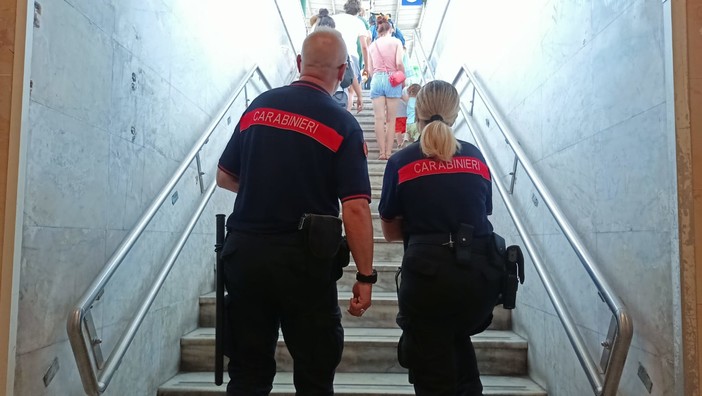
[407,233,491,254]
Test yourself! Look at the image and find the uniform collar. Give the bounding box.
[291,80,331,96]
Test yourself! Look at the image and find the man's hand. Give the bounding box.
[348,281,372,317]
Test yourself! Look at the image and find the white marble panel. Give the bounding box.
[595,230,673,358]
[591,0,638,36]
[538,133,597,236]
[112,0,173,80]
[538,0,592,76]
[506,162,550,237]
[64,0,116,36]
[18,226,106,355]
[100,230,174,328]
[514,257,556,318]
[155,303,198,380]
[617,344,675,396]
[107,134,145,231]
[14,340,85,396]
[505,87,544,162]
[541,43,595,157]
[102,312,163,396]
[590,1,666,134]
[30,0,113,131]
[24,102,110,229]
[154,232,212,311]
[109,43,142,146]
[593,104,671,233]
[161,86,210,161]
[139,146,185,233]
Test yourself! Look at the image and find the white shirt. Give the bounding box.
[332,13,369,57]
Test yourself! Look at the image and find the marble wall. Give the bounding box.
[15,0,304,395]
[420,1,679,395]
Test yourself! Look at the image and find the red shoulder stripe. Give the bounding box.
[240,108,343,152]
[398,157,491,184]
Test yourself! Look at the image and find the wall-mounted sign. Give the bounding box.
[401,0,422,5]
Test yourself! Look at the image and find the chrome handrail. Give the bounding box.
[454,65,632,395]
[412,24,632,395]
[67,65,273,395]
[274,0,298,55]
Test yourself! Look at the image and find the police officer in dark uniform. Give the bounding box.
[379,80,501,396]
[216,28,376,396]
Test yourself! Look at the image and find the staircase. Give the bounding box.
[158,93,546,395]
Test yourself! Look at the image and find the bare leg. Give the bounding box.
[385,98,400,157]
[396,133,406,147]
[372,96,388,159]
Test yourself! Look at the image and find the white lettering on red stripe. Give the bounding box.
[398,156,491,184]
[241,108,340,151]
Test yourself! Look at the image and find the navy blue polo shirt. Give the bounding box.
[218,80,371,233]
[378,140,493,237]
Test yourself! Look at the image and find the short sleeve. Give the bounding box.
[357,19,370,38]
[335,126,371,203]
[218,122,242,177]
[378,159,401,221]
[486,178,493,216]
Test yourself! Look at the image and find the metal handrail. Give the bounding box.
[67,65,273,395]
[412,27,632,396]
[274,0,297,55]
[454,65,633,396]
[454,69,632,395]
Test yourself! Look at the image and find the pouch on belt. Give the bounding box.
[299,213,343,258]
[455,223,475,267]
[299,213,349,280]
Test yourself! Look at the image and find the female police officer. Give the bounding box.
[378,80,502,395]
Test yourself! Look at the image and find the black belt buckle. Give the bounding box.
[455,224,474,267]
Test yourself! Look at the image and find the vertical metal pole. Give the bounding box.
[195,153,205,194]
[214,214,226,386]
[469,85,476,116]
[509,155,518,194]
[244,85,250,107]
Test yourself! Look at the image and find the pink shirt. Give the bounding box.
[368,36,403,73]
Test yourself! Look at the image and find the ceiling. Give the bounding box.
[305,0,425,54]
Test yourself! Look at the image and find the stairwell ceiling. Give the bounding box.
[305,0,424,55]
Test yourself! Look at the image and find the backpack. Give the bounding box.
[340,57,354,89]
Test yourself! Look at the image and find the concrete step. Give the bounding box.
[372,237,404,262]
[199,291,511,331]
[180,328,528,375]
[158,372,547,396]
[369,171,384,186]
[367,159,388,174]
[339,261,400,292]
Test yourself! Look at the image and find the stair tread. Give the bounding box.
[182,328,527,349]
[158,372,547,395]
[201,290,399,302]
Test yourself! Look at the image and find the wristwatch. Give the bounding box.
[356,269,378,284]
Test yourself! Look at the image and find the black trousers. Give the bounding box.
[396,241,501,396]
[221,231,343,396]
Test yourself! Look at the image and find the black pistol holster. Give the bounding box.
[491,233,525,310]
[298,214,350,280]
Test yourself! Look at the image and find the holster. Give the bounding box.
[490,232,525,310]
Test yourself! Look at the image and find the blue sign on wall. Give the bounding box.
[401,0,422,5]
